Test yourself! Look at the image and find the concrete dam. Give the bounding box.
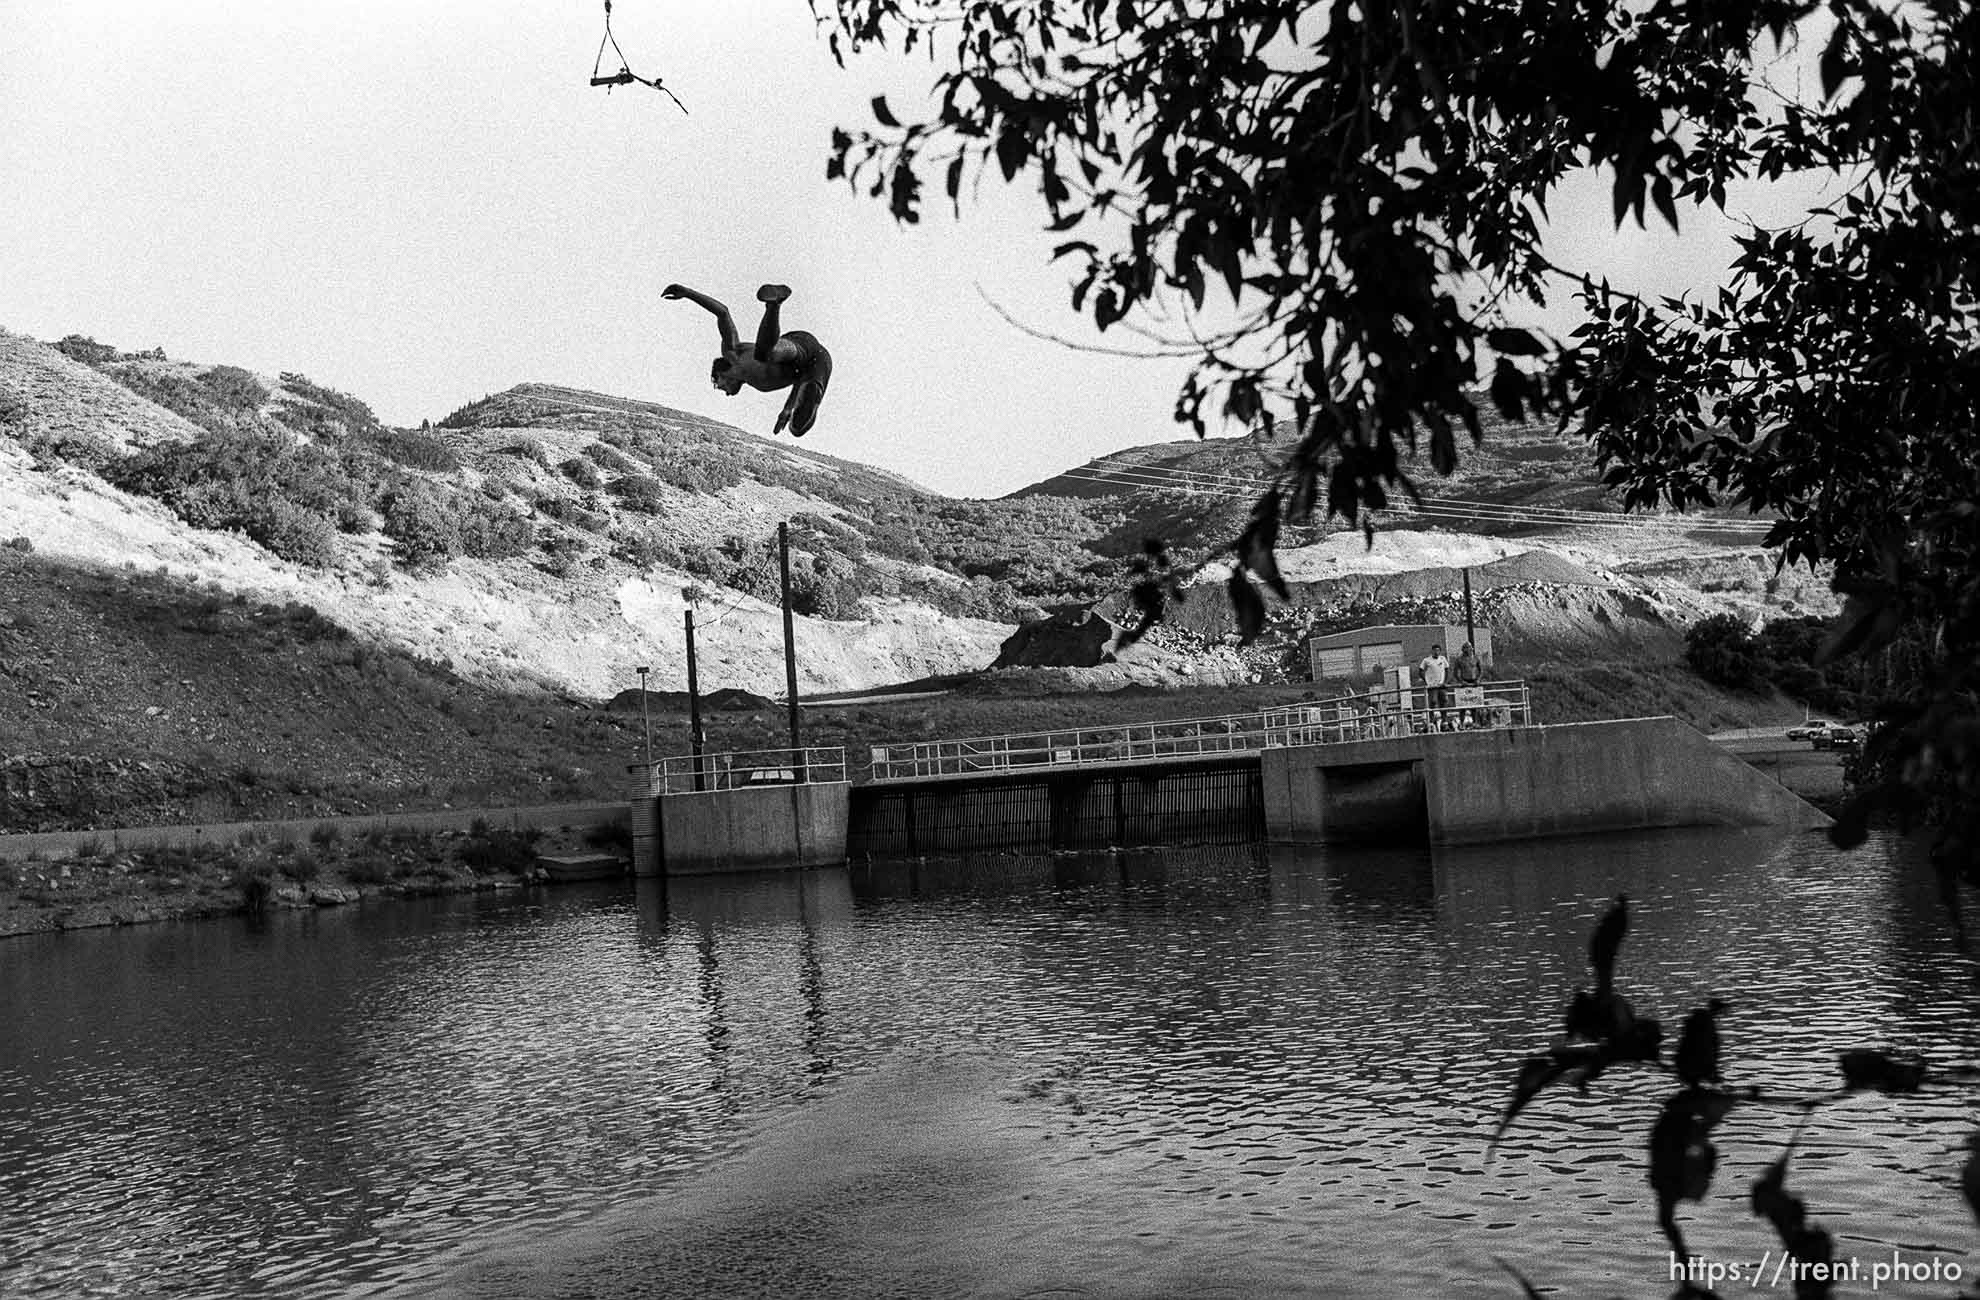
[634,714,1831,875]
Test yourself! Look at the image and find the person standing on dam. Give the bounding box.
[1456,641,1484,728]
[1420,645,1453,726]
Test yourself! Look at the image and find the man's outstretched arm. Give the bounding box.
[662,284,739,352]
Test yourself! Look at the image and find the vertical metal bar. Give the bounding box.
[685,610,705,793]
[636,665,652,773]
[779,521,805,783]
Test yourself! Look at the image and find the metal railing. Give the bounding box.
[637,746,847,796]
[868,710,1275,782]
[866,680,1532,782]
[1261,678,1532,747]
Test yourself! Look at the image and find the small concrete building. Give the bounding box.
[1307,623,1493,684]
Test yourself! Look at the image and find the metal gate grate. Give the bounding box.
[848,759,1262,859]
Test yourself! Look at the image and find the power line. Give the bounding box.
[1063,465,1769,535]
[692,533,774,629]
[1062,456,1776,535]
[1082,454,1776,531]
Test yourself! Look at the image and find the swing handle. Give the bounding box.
[590,70,637,86]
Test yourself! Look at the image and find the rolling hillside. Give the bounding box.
[0,329,1139,701]
[0,324,1844,831]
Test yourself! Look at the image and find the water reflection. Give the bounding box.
[2,829,1976,1299]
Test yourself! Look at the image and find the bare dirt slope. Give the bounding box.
[0,333,1012,700]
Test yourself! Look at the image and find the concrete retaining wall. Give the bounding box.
[1262,716,1830,845]
[650,782,850,876]
[1419,716,1830,843]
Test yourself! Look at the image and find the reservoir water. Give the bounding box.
[4,827,1976,1298]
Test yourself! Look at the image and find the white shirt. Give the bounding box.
[1420,654,1448,687]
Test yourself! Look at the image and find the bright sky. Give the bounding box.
[1,2,1832,498]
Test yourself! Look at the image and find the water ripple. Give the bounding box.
[2,828,1973,1297]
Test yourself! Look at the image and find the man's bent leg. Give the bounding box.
[753,284,791,362]
[776,345,830,436]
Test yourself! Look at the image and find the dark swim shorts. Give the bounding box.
[775,330,832,436]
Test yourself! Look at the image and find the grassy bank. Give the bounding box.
[0,819,627,939]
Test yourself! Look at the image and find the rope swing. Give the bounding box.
[589,0,688,113]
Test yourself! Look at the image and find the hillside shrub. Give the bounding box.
[198,365,268,415]
[608,474,667,514]
[380,486,460,569]
[452,494,533,560]
[366,427,462,473]
[24,428,119,474]
[279,373,382,431]
[531,492,607,533]
[652,457,745,495]
[560,457,603,489]
[458,827,540,874]
[380,483,533,569]
[536,533,587,577]
[104,367,260,437]
[585,441,638,473]
[0,387,27,425]
[677,542,728,581]
[53,334,118,366]
[238,862,277,912]
[246,498,341,567]
[499,439,550,466]
[612,529,682,570]
[105,428,368,568]
[788,561,865,620]
[1684,614,1763,691]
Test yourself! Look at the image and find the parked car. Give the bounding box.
[1786,723,1824,741]
[1811,725,1860,751]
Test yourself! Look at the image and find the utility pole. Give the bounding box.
[684,609,705,792]
[1462,568,1476,647]
[778,521,805,780]
[635,665,652,772]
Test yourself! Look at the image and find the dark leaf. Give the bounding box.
[1237,490,1288,599]
[1651,175,1680,233]
[1819,22,1850,100]
[1117,576,1166,650]
[1826,793,1871,850]
[1961,1132,1980,1229]
[1489,357,1527,421]
[1228,568,1265,643]
[996,127,1031,182]
[1427,411,1456,476]
[1838,1048,1925,1094]
[1590,894,1628,995]
[1491,1052,1572,1150]
[871,95,901,128]
[1492,1257,1546,1300]
[1674,999,1728,1088]
[1750,1151,1795,1225]
[1650,1090,1737,1256]
[1815,591,1903,665]
[1485,327,1546,357]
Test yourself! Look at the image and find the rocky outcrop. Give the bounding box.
[0,754,200,832]
[994,608,1123,668]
